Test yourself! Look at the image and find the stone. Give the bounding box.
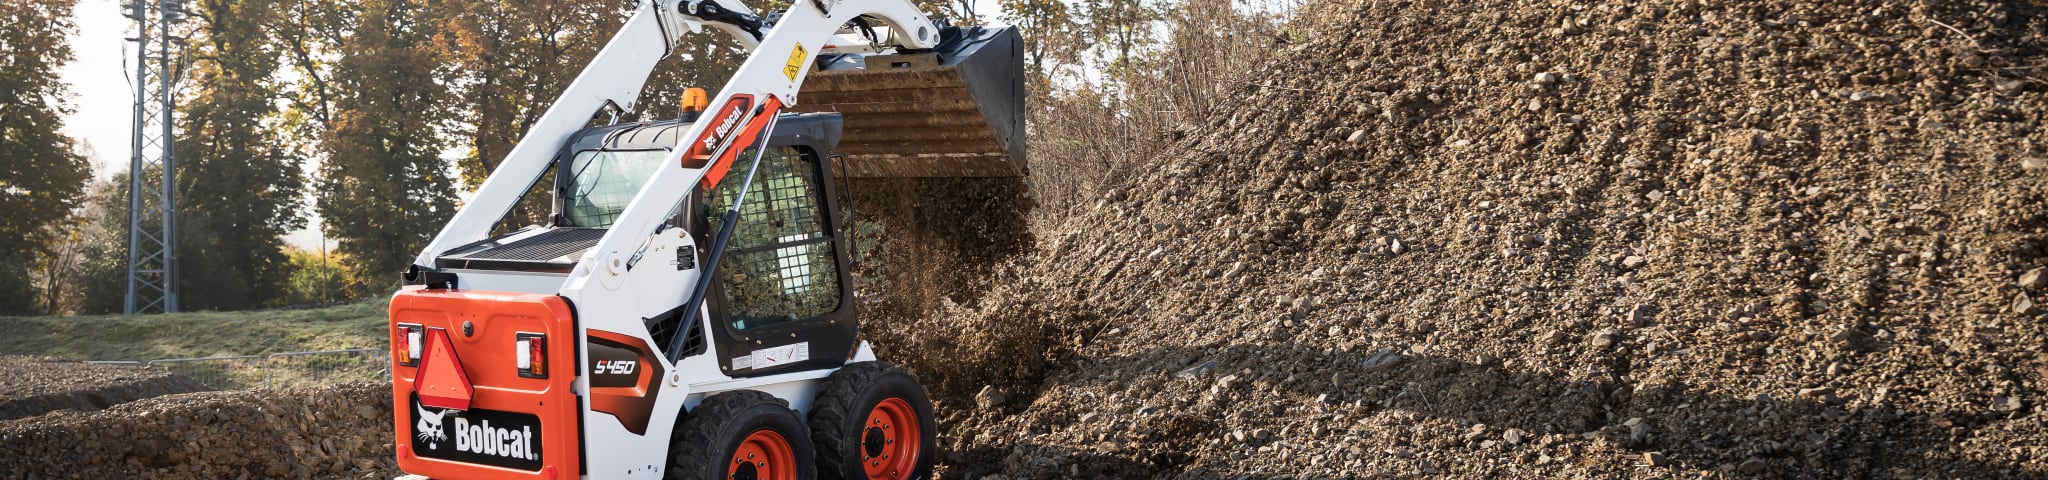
[1589,328,1621,349]
[1503,429,1523,445]
[1348,129,1368,143]
[2024,157,2048,171]
[1738,458,1768,473]
[1527,98,1544,111]
[2020,267,2046,290]
[1534,72,1562,85]
[2018,293,2035,315]
[1798,387,1833,399]
[975,385,1007,410]
[1622,256,1647,269]
[1361,350,1408,371]
[1643,451,1670,466]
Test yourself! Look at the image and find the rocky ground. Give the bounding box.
[0,356,209,422]
[865,0,2048,478]
[1,383,395,479]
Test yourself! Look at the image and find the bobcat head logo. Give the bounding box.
[416,403,449,449]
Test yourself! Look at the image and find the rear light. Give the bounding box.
[396,323,423,367]
[517,332,547,378]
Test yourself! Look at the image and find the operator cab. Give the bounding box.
[425,113,859,376]
[433,113,848,276]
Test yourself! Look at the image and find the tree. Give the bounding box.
[73,177,135,314]
[0,0,94,314]
[279,0,457,294]
[172,0,307,310]
[1083,0,1159,75]
[1000,0,1082,80]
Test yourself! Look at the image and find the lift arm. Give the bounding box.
[412,0,938,269]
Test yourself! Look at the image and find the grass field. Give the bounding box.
[0,301,389,361]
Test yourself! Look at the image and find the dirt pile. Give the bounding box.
[1,383,397,478]
[882,0,2048,477]
[0,356,210,421]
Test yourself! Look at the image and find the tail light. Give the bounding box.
[396,323,423,367]
[517,332,547,378]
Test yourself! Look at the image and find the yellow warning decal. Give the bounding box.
[783,43,808,81]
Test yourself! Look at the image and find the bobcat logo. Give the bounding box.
[416,403,449,449]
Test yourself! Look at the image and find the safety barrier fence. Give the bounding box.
[91,348,390,390]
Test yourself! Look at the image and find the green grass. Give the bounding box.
[0,300,389,361]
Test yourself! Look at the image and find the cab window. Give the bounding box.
[703,147,842,330]
[563,149,669,228]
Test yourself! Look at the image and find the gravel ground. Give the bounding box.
[0,383,396,479]
[0,356,209,422]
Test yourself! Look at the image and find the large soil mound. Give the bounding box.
[892,0,2048,477]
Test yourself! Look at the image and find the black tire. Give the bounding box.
[668,390,817,480]
[808,361,938,480]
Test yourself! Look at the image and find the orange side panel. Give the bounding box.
[391,287,581,480]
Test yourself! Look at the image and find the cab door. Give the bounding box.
[697,143,858,377]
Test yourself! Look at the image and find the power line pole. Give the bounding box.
[122,0,188,314]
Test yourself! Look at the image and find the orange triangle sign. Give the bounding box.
[416,328,474,411]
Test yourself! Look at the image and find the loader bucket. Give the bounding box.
[795,25,1026,177]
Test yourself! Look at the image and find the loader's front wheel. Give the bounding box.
[668,390,815,480]
[810,362,936,480]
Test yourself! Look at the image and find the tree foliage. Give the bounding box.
[0,0,93,315]
[170,0,307,310]
[279,0,457,294]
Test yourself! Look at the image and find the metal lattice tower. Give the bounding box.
[122,0,188,314]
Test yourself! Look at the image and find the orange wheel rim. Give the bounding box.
[730,429,797,480]
[859,397,921,480]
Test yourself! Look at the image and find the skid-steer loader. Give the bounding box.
[387,0,1022,478]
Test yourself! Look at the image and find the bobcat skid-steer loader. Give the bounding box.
[387,0,1022,478]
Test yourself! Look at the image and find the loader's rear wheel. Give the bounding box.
[668,390,815,480]
[809,362,936,480]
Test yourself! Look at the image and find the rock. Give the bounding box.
[1589,328,1621,349]
[1622,256,1647,269]
[2020,267,2046,290]
[1347,129,1368,143]
[1643,451,1670,467]
[1503,429,1523,445]
[2024,157,2048,171]
[2017,293,2035,315]
[1527,98,1543,111]
[1389,237,1407,254]
[1738,458,1768,473]
[1534,72,1562,85]
[975,385,1007,410]
[1361,350,1408,371]
[1996,396,2024,412]
[1798,387,1834,399]
[1849,91,1875,101]
[1646,190,1665,202]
